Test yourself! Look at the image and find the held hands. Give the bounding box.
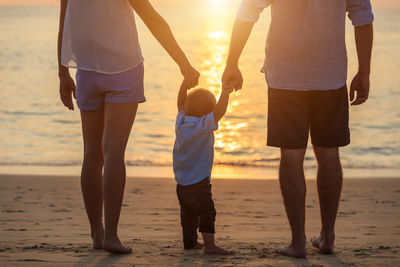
[222,80,236,94]
[180,63,200,89]
[222,64,243,91]
[350,72,370,105]
[59,73,76,110]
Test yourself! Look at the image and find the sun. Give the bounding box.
[211,0,225,4]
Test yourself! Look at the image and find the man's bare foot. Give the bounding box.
[276,245,307,258]
[204,245,230,255]
[311,235,334,254]
[103,237,132,254]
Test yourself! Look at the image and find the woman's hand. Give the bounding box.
[59,73,76,110]
[180,63,200,89]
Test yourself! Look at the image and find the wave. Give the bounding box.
[0,159,399,170]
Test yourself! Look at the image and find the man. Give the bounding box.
[222,0,373,258]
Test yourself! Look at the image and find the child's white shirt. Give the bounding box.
[173,110,218,185]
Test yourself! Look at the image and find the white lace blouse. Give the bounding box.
[61,0,143,74]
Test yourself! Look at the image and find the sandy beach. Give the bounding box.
[0,174,399,266]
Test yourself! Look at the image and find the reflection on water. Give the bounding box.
[0,7,400,172]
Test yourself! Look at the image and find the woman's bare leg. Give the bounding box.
[80,110,105,249]
[102,102,138,254]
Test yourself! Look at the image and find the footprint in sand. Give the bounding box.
[3,209,25,213]
[338,211,357,216]
[53,209,71,212]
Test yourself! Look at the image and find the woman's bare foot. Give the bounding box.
[91,228,104,250]
[311,235,334,254]
[276,245,307,258]
[204,245,230,255]
[103,236,132,254]
[92,237,104,250]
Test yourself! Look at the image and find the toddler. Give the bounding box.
[173,79,233,255]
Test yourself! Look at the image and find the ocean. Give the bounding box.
[0,6,399,176]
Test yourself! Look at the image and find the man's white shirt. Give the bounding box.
[237,0,374,90]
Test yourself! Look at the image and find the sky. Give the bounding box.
[0,0,399,9]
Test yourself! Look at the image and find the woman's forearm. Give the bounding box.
[130,0,190,69]
[146,17,191,69]
[58,0,69,78]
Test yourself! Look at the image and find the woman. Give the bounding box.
[57,0,199,253]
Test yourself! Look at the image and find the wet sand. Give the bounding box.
[0,174,399,266]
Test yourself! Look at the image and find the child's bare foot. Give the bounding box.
[193,243,205,249]
[103,236,132,254]
[276,245,307,258]
[204,245,230,255]
[311,234,334,254]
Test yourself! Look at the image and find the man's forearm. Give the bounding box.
[355,23,373,74]
[226,19,255,67]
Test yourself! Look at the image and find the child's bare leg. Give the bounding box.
[102,103,138,254]
[202,233,229,255]
[80,110,105,249]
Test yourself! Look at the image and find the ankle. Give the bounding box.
[104,232,119,241]
[91,225,104,235]
[291,234,306,247]
[320,231,335,242]
[201,232,216,249]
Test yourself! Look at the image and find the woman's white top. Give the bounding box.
[61,0,143,74]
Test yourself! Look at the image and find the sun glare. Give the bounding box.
[211,0,225,5]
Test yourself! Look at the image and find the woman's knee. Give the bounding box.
[83,145,104,166]
[102,140,126,163]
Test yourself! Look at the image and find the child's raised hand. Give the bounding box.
[180,79,194,90]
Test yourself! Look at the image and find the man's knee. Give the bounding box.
[280,148,306,167]
[313,146,340,167]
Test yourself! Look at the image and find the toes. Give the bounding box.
[311,237,320,248]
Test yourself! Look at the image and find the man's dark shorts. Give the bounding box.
[267,85,350,149]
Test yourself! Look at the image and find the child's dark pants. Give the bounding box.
[176,177,216,249]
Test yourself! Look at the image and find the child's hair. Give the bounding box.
[185,88,216,117]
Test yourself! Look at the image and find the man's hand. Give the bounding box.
[350,72,370,105]
[222,65,243,91]
[59,74,76,110]
[180,64,200,89]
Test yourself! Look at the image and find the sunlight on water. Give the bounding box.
[0,6,399,173]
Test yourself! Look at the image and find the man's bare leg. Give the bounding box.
[80,110,105,249]
[311,146,342,254]
[102,103,138,254]
[276,148,307,258]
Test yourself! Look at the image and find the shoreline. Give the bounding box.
[0,165,399,180]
